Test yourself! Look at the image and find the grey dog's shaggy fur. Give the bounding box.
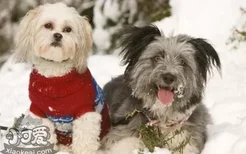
[102,25,221,154]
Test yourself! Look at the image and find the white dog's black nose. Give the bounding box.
[163,73,177,84]
[53,33,63,41]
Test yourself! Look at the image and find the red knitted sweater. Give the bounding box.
[29,68,110,145]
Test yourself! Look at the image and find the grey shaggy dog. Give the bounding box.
[101,25,221,154]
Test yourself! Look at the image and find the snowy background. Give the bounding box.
[1,0,246,154]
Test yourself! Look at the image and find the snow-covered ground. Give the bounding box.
[1,0,246,153]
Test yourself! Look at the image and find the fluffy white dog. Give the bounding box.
[13,3,110,154]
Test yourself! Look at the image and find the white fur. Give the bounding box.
[14,3,92,77]
[72,112,102,154]
[33,58,74,78]
[13,3,102,153]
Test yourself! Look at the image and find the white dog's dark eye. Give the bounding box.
[63,27,72,33]
[44,23,53,29]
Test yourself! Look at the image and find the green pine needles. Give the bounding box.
[138,124,190,153]
[227,8,246,49]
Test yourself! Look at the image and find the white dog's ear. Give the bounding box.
[75,16,93,73]
[13,7,41,63]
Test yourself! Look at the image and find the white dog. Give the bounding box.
[13,3,110,154]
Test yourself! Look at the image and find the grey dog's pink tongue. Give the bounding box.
[158,89,174,105]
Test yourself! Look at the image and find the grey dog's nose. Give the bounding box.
[163,73,176,84]
[53,33,63,41]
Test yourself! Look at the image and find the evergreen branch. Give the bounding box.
[138,124,190,153]
[172,136,190,153]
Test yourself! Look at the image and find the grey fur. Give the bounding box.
[102,25,221,154]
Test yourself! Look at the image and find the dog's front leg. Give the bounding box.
[72,112,102,154]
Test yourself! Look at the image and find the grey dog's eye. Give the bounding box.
[154,56,162,61]
[44,23,52,29]
[180,60,186,66]
[63,27,72,33]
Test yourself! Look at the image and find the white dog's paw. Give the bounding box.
[79,112,102,123]
[72,112,102,154]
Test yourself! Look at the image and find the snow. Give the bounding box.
[103,0,121,22]
[134,148,171,154]
[1,0,246,153]
[93,0,139,53]
[93,0,113,53]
